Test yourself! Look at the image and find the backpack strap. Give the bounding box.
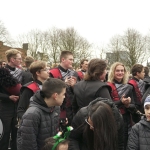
[107,82,119,101]
[128,79,142,102]
[26,81,40,93]
[107,82,125,114]
[77,71,84,80]
[50,68,62,79]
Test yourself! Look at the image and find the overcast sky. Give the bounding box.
[1,0,150,57]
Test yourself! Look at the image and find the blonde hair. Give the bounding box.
[5,49,22,62]
[108,62,128,84]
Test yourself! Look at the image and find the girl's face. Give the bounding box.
[57,144,68,150]
[114,65,125,82]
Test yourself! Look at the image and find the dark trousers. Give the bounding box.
[122,113,131,150]
[0,104,17,150]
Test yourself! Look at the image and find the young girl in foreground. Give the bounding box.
[42,126,72,150]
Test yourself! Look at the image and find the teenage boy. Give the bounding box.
[49,51,78,125]
[17,78,66,150]
[77,59,88,80]
[21,56,34,85]
[0,49,23,150]
[17,60,49,119]
[128,64,146,123]
[127,95,150,150]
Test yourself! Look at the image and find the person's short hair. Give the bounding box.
[108,62,128,84]
[29,61,47,80]
[24,56,34,68]
[131,64,144,76]
[41,78,66,99]
[0,60,6,67]
[144,66,149,77]
[42,137,69,150]
[84,58,107,81]
[80,59,88,68]
[60,51,73,62]
[5,49,22,62]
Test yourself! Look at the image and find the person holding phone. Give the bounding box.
[107,62,136,149]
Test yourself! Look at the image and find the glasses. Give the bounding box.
[85,118,94,129]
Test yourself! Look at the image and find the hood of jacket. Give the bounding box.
[140,116,150,129]
[29,90,56,113]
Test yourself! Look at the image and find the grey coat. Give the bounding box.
[127,117,150,150]
[17,91,60,150]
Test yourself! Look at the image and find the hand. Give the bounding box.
[60,118,68,126]
[121,95,131,107]
[9,95,19,103]
[65,76,77,87]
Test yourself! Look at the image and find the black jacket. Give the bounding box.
[50,65,79,124]
[128,78,145,112]
[21,69,33,85]
[17,80,42,119]
[17,91,60,150]
[69,98,124,150]
[0,65,22,115]
[72,80,112,114]
[127,117,150,150]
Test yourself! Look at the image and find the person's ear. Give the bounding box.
[61,57,66,62]
[52,93,58,100]
[10,57,15,63]
[136,72,140,76]
[36,71,40,77]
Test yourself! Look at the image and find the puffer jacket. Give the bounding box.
[69,97,124,150]
[17,91,60,150]
[127,117,150,150]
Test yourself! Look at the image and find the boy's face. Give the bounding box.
[145,104,150,121]
[11,53,22,67]
[81,61,88,71]
[137,68,145,80]
[37,67,50,81]
[55,88,66,106]
[62,55,74,69]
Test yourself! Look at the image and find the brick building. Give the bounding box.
[0,41,27,64]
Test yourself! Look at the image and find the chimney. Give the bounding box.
[23,43,28,50]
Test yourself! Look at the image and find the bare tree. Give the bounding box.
[17,29,48,60]
[122,28,148,68]
[107,29,148,68]
[106,35,125,67]
[59,27,92,68]
[0,21,13,46]
[46,28,61,64]
[16,27,92,66]
[145,31,150,62]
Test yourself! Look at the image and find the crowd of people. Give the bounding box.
[0,48,150,150]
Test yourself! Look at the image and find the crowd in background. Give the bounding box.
[0,49,150,150]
